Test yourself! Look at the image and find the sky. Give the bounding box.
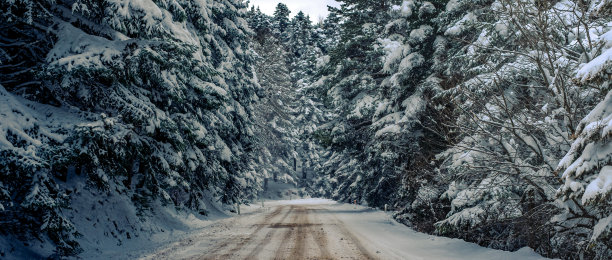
[249,0,341,22]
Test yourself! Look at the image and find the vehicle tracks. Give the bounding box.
[152,204,378,260]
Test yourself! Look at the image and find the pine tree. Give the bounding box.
[1,0,260,257]
[287,11,313,57]
[554,14,612,256]
[312,0,449,209]
[250,26,300,185]
[432,0,608,256]
[555,92,611,259]
[272,3,291,40]
[316,8,342,53]
[248,6,272,43]
[247,5,333,193]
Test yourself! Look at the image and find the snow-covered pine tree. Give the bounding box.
[316,7,342,53]
[247,6,334,192]
[248,6,272,44]
[432,0,609,256]
[272,3,291,41]
[555,91,611,259]
[375,0,453,232]
[313,0,448,210]
[287,12,322,85]
[554,11,611,257]
[287,11,313,58]
[248,11,300,186]
[1,0,260,257]
[1,0,83,256]
[313,0,396,206]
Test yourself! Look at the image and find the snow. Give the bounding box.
[350,94,375,118]
[419,2,436,16]
[379,38,410,73]
[410,25,433,43]
[373,112,403,128]
[402,93,425,117]
[262,198,335,206]
[582,166,612,204]
[446,0,461,12]
[396,0,415,17]
[575,28,612,82]
[558,91,612,190]
[135,199,548,260]
[399,52,424,72]
[47,22,125,71]
[331,202,542,260]
[445,12,476,36]
[0,84,78,153]
[73,194,224,260]
[191,77,228,97]
[592,214,612,241]
[576,47,612,82]
[316,55,330,68]
[375,124,401,137]
[107,0,163,21]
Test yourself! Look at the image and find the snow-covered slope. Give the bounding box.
[1,0,260,257]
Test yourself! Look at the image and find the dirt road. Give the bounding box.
[144,204,377,260]
[139,199,547,260]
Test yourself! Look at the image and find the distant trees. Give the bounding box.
[248,6,273,43]
[313,0,448,209]
[273,3,292,39]
[247,3,336,189]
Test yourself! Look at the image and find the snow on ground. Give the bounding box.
[65,180,304,259]
[329,201,547,260]
[259,180,308,201]
[137,199,551,260]
[70,187,230,260]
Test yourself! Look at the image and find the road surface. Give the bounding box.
[139,199,547,260]
[143,202,377,259]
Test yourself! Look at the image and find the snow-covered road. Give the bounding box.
[139,199,549,260]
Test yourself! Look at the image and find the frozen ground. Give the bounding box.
[138,198,549,260]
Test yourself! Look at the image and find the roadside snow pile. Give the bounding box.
[315,201,547,260]
[69,182,229,260]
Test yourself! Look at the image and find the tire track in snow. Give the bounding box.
[308,207,332,259]
[244,206,295,259]
[202,205,287,260]
[289,206,308,259]
[273,205,300,259]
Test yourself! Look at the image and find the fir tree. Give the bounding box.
[272,3,291,40]
[1,0,260,257]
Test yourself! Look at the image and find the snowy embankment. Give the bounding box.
[324,200,547,260]
[136,198,550,260]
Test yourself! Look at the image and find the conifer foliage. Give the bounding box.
[247,3,335,190]
[1,0,259,256]
[307,0,611,258]
[1,0,611,259]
